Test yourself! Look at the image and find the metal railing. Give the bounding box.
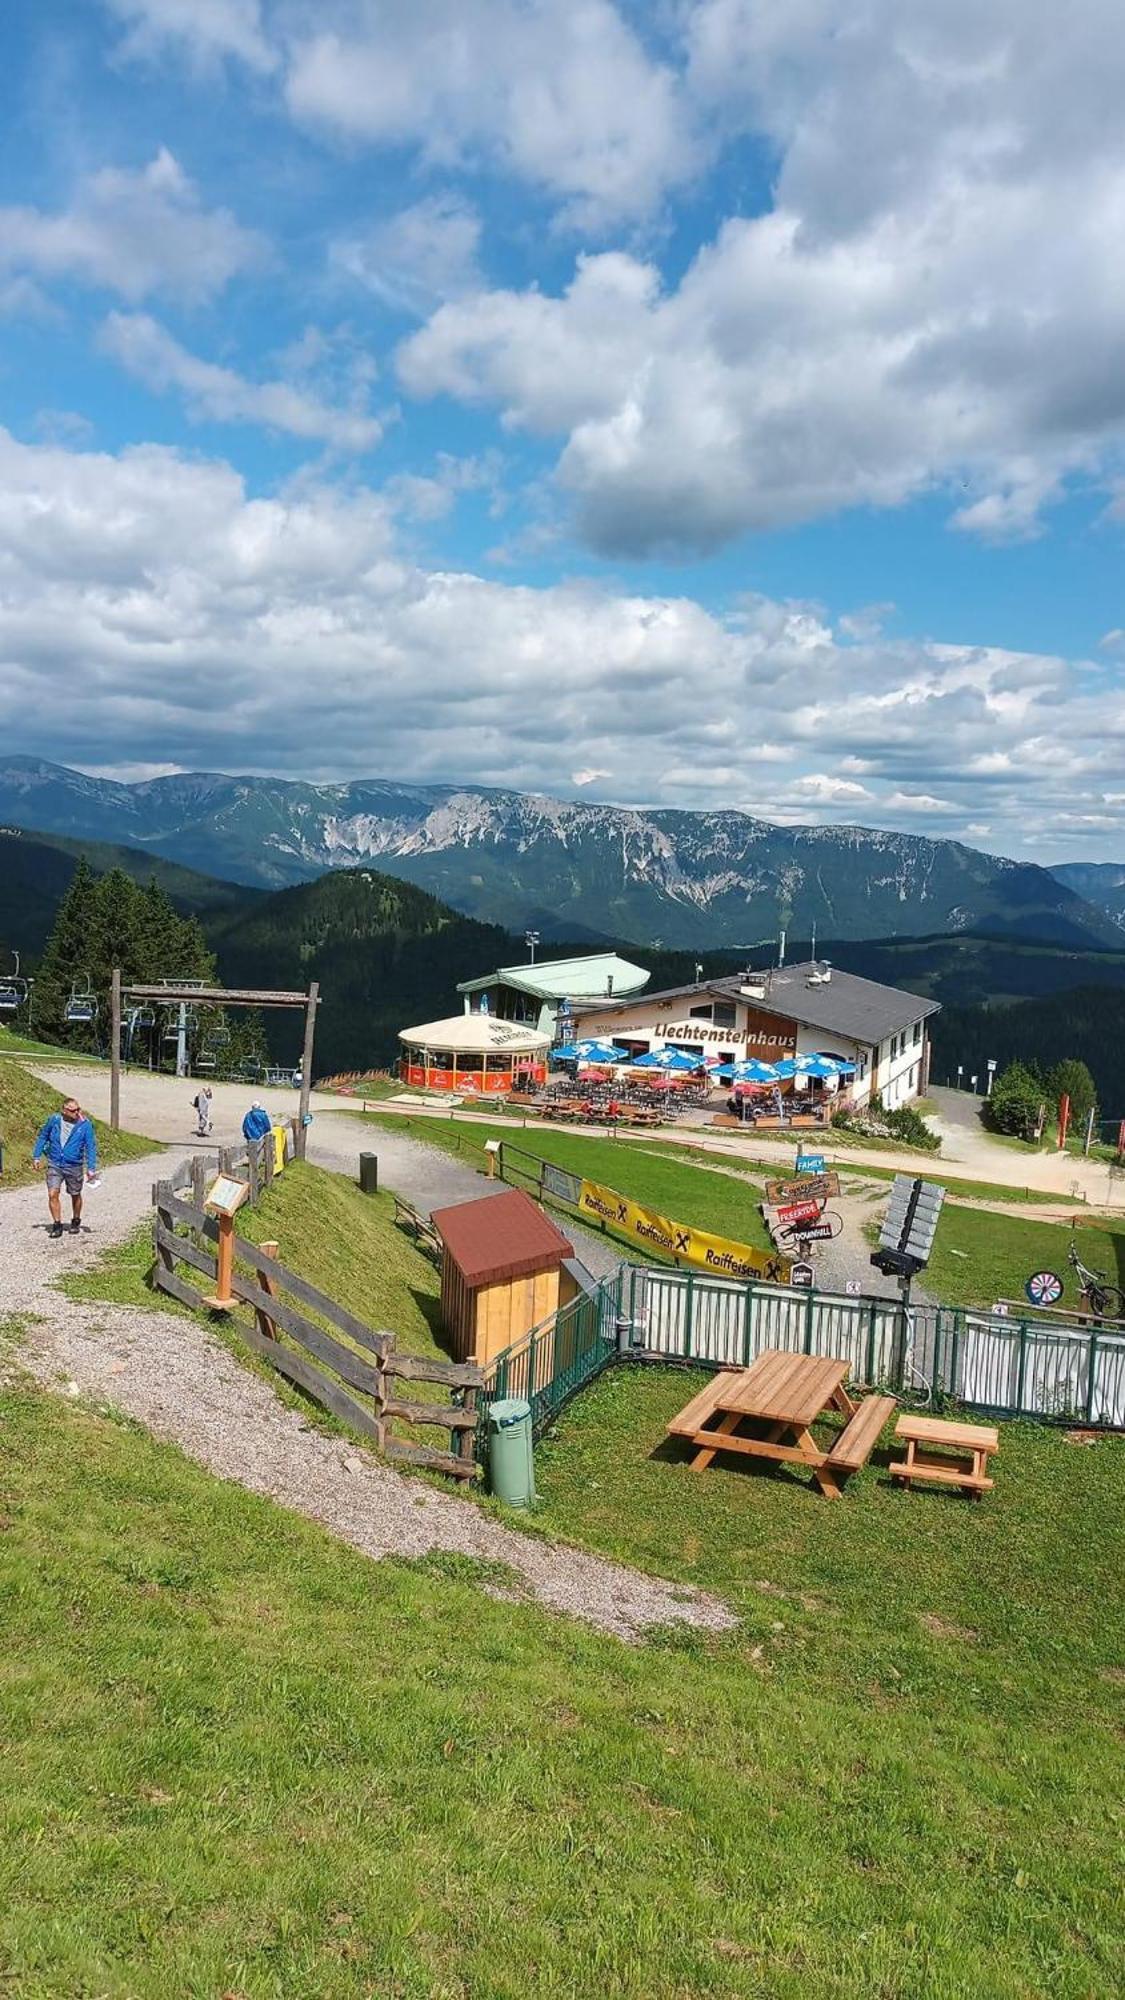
[478,1273,624,1444]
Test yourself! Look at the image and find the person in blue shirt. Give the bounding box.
[33,1097,98,1238]
[242,1101,272,1144]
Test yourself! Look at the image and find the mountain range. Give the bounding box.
[0,756,1119,951]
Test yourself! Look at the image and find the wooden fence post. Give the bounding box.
[248,1142,261,1206]
[263,1131,275,1188]
[372,1333,390,1449]
[458,1382,479,1474]
[256,1240,280,1340]
[191,1156,207,1212]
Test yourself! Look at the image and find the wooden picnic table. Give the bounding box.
[666,1349,896,1499]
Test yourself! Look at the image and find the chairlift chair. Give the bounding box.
[194,1052,217,1074]
[65,979,98,1026]
[0,953,28,1015]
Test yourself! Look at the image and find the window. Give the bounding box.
[689,1003,714,1020]
[914,1020,922,1045]
[712,1001,736,1027]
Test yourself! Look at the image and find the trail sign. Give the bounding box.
[790,1261,814,1289]
[795,1151,826,1175]
[845,1278,862,1297]
[778,1198,822,1226]
[796,1220,835,1242]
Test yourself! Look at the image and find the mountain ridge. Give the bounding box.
[0,755,1117,951]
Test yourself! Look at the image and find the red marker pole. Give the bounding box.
[1057,1093,1070,1151]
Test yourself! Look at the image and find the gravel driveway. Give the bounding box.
[1,1120,731,1642]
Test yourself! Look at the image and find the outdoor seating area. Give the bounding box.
[666,1351,996,1503]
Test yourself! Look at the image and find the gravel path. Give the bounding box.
[1,1148,731,1643]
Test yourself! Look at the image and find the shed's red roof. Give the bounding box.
[431,1187,574,1288]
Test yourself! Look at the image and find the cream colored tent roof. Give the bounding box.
[399,1014,550,1055]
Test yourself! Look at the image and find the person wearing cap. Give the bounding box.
[242,1100,272,1144]
[32,1097,98,1238]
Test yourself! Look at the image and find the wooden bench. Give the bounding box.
[890,1414,999,1498]
[816,1395,897,1496]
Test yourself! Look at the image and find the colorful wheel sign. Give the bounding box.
[1025,1269,1063,1307]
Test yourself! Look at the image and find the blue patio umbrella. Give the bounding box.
[631,1045,702,1071]
[774,1053,844,1080]
[553,1038,630,1063]
[731,1057,781,1084]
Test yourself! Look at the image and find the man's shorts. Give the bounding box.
[46,1164,84,1199]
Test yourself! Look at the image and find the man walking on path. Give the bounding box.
[32,1097,98,1238]
[242,1101,272,1145]
[192,1085,213,1137]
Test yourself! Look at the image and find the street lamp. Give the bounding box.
[956,1064,964,1089]
[986,1058,997,1097]
[970,1074,978,1094]
[524,929,540,964]
[694,961,703,983]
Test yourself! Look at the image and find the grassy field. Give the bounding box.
[926,1203,1125,1313]
[361,1110,773,1253]
[2,1368,1121,1999]
[0,1059,155,1188]
[0,1023,102,1062]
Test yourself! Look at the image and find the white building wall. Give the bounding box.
[874,1019,928,1107]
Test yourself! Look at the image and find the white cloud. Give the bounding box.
[396,0,1125,551]
[5,429,1125,856]
[285,0,696,227]
[0,150,266,306]
[104,0,276,72]
[101,313,382,451]
[333,194,483,316]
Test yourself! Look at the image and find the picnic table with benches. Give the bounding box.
[667,1350,896,1499]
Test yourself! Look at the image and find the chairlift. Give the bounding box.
[194,1052,217,1074]
[0,951,28,1015]
[65,977,98,1027]
[208,1025,231,1046]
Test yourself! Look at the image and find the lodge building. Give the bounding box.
[570,961,939,1108]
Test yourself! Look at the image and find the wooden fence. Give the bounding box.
[153,1181,482,1479]
[155,1127,298,1213]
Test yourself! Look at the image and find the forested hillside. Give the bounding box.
[0,825,255,959]
[208,869,513,1075]
[931,988,1125,1115]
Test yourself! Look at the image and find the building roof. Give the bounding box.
[457,951,649,1002]
[398,1014,550,1054]
[431,1187,574,1289]
[574,960,939,1046]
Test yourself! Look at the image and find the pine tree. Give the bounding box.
[33,860,101,1047]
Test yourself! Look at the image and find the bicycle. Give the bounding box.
[1068,1239,1124,1320]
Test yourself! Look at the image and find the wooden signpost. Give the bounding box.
[201,1173,249,1311]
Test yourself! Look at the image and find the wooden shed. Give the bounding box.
[431,1188,577,1367]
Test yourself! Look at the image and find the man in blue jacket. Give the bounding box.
[33,1096,98,1238]
[242,1101,272,1145]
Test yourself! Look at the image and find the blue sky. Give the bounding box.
[1,0,1124,863]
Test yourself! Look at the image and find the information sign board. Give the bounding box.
[790,1261,814,1289]
[205,1174,249,1218]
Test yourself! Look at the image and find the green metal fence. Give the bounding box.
[477,1271,625,1447]
[624,1266,1125,1427]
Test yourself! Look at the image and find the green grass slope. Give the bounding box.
[0,1367,1120,1996]
[0,1061,154,1188]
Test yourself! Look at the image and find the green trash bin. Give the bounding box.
[488,1397,536,1507]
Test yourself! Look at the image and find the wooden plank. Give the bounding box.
[236,1316,384,1444]
[155,1220,218,1282]
[384,1352,484,1387]
[228,1272,385,1396]
[823,1395,896,1470]
[677,1428,824,1469]
[164,1191,212,1231]
[689,1408,744,1471]
[228,1236,392,1357]
[666,1373,730,1436]
[383,1396,478,1430]
[890,1459,993,1492]
[894,1415,999,1451]
[154,1265,206,1311]
[458,1383,478,1473]
[381,1437,474,1480]
[256,1239,280,1342]
[124,983,310,1006]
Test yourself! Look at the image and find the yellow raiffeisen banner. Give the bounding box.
[577,1178,791,1284]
